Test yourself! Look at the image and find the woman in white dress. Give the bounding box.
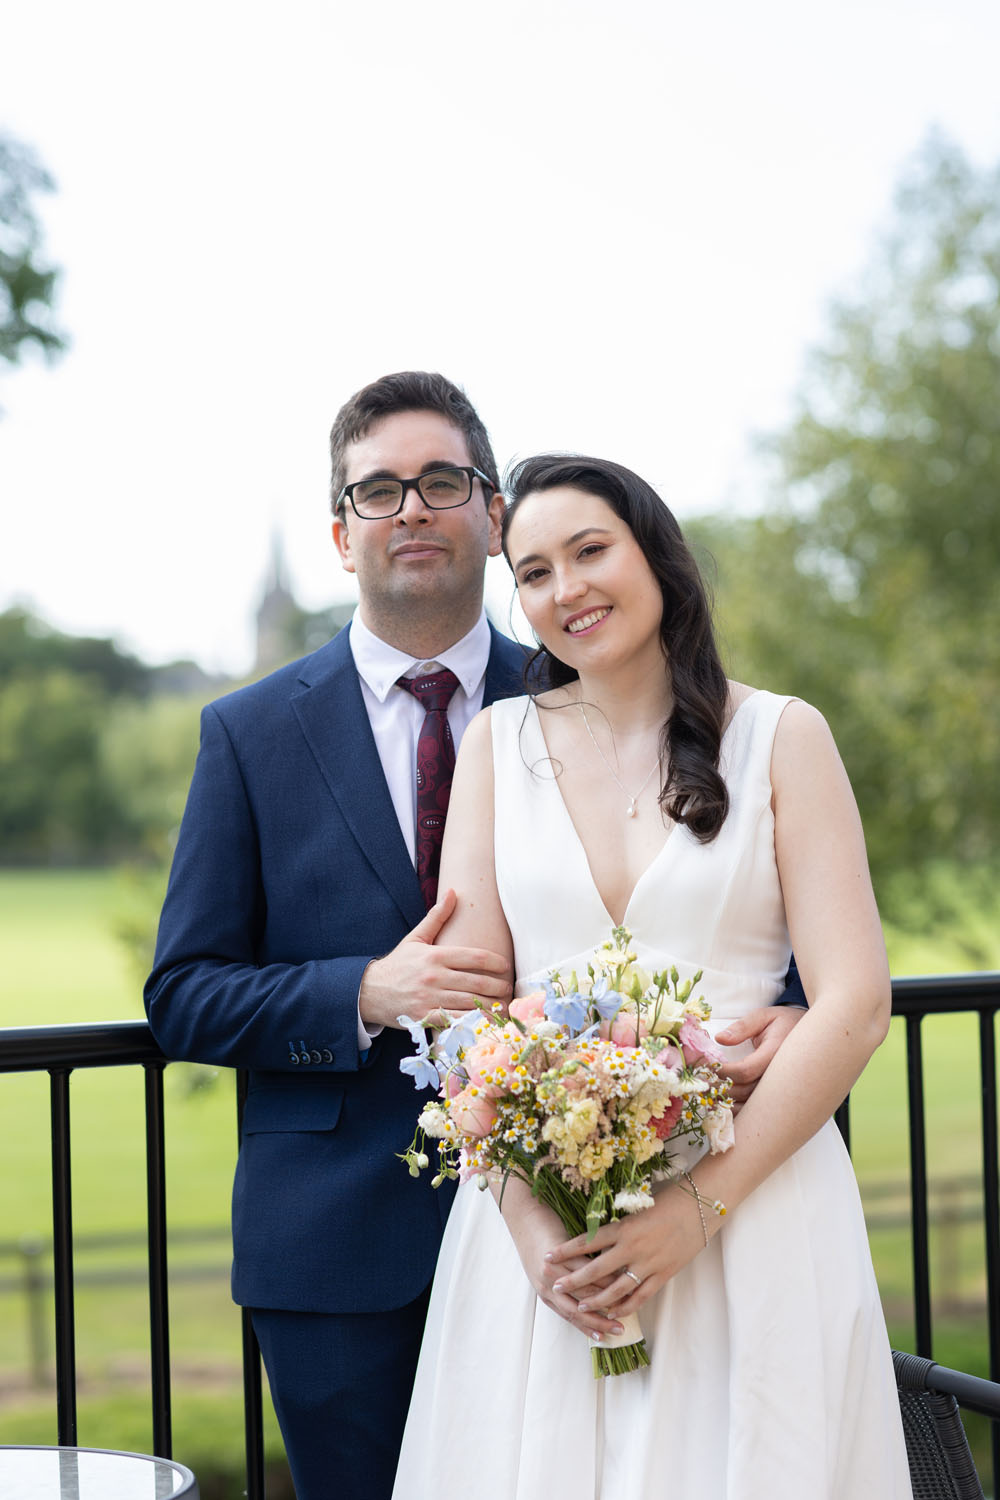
[392,455,912,1499]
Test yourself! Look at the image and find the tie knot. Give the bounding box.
[396,668,460,716]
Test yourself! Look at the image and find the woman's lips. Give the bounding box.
[565,606,611,635]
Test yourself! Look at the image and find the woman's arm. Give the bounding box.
[548,699,892,1315]
[435,708,514,963]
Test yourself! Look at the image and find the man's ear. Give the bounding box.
[332,514,356,574]
[486,491,505,558]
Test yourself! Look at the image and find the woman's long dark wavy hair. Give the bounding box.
[502,454,730,842]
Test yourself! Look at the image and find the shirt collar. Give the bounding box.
[348,609,492,703]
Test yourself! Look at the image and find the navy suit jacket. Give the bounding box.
[145,623,527,1316]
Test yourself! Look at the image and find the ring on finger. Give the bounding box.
[622,1267,642,1287]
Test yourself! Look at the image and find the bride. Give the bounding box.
[391,454,912,1499]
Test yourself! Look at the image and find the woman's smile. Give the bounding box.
[565,606,612,635]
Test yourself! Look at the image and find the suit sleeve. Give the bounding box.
[144,703,375,1073]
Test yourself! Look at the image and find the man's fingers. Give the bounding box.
[406,887,458,943]
[723,1051,769,1085]
[438,946,512,978]
[715,1013,763,1045]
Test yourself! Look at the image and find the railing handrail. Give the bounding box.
[0,1019,162,1071]
[3,971,997,1073]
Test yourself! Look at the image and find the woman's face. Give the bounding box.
[506,486,665,675]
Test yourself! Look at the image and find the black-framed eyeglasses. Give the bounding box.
[336,465,495,519]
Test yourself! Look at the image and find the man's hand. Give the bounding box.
[359,888,513,1031]
[715,1005,805,1108]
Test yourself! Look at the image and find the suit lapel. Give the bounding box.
[483,628,528,705]
[291,632,425,929]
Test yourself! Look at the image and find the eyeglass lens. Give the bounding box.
[351,467,473,516]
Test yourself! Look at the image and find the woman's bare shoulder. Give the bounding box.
[724,680,757,728]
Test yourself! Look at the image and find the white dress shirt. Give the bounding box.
[347,609,494,1045]
[348,609,494,861]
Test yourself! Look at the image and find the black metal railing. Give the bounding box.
[2,974,998,1498]
[0,1022,266,1497]
[836,972,1000,1489]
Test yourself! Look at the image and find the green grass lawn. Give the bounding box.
[1,868,997,1484]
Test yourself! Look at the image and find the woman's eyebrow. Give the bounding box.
[514,527,613,570]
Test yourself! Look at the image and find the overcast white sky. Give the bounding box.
[2,0,998,674]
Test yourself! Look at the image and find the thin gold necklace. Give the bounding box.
[578,702,661,819]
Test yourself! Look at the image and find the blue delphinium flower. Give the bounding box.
[544,990,588,1034]
[590,976,624,1021]
[397,1014,431,1053]
[437,1012,479,1060]
[399,1052,442,1090]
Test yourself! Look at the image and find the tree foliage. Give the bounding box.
[0,609,198,863]
[0,132,66,373]
[694,136,1000,933]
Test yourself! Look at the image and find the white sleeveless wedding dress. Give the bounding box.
[392,691,912,1500]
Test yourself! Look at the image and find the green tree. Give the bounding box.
[0,607,153,697]
[0,133,66,375]
[0,669,125,861]
[694,136,1000,937]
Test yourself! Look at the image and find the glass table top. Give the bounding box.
[0,1446,198,1498]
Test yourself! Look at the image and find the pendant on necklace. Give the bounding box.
[626,799,637,819]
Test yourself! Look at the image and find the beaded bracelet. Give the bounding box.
[682,1171,727,1247]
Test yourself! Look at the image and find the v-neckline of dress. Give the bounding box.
[528,692,758,928]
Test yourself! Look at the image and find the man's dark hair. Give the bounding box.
[329,371,500,512]
[502,453,731,843]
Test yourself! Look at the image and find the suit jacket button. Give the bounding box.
[322,1049,334,1063]
[299,1051,312,1064]
[309,1049,322,1064]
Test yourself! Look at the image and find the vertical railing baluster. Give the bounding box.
[144,1061,172,1458]
[979,1008,1000,1491]
[237,1069,267,1500]
[242,1308,266,1500]
[905,1013,932,1357]
[49,1067,77,1445]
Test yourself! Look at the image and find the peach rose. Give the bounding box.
[509,990,547,1024]
[463,1038,514,1096]
[449,1086,499,1137]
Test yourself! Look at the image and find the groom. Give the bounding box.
[145,371,802,1500]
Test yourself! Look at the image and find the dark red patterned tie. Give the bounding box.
[396,669,460,909]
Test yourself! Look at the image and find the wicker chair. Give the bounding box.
[894,1349,1000,1500]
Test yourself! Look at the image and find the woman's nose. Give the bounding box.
[553,568,586,604]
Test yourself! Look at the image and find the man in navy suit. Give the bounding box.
[146,371,802,1499]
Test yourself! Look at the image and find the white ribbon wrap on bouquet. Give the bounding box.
[597,1310,644,1350]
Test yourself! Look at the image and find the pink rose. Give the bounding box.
[463,1039,513,1097]
[449,1087,499,1137]
[509,990,546,1024]
[445,1070,465,1099]
[653,1096,684,1139]
[602,1013,650,1046]
[679,1015,722,1065]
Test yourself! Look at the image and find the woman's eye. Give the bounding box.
[579,544,605,559]
[520,567,547,585]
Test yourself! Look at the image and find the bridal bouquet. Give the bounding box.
[399,924,734,1376]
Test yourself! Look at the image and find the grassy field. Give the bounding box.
[1,868,998,1489]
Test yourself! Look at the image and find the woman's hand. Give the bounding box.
[546,1183,711,1320]
[496,1184,625,1341]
